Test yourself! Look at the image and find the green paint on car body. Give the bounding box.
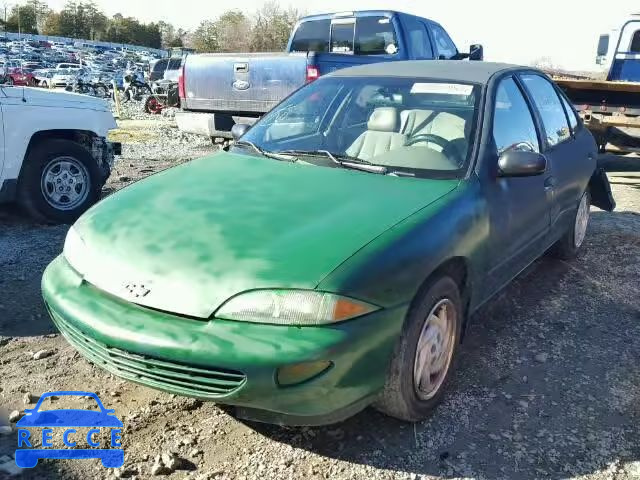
[73,152,458,318]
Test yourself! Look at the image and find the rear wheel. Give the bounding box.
[17,139,102,224]
[549,190,590,260]
[144,95,164,114]
[375,276,462,421]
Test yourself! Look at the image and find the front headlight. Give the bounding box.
[215,290,379,326]
[63,226,88,275]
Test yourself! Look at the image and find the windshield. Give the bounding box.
[238,76,480,178]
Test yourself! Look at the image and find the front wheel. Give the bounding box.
[375,276,462,422]
[17,139,102,224]
[549,190,590,260]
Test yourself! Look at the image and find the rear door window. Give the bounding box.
[520,74,571,147]
[291,19,330,52]
[355,16,398,55]
[406,19,433,59]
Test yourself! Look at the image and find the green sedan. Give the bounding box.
[43,61,615,426]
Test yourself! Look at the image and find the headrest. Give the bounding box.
[368,107,398,132]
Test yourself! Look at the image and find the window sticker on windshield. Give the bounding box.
[378,18,390,24]
[410,83,473,95]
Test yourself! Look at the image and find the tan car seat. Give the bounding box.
[346,107,407,161]
[400,109,470,162]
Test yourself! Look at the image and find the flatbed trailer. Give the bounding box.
[555,78,640,155]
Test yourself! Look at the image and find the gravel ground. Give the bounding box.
[0,114,639,480]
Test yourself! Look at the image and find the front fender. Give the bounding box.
[317,179,489,310]
[1,100,116,184]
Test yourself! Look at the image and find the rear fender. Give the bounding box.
[589,168,616,212]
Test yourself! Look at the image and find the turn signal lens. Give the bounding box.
[277,361,333,386]
[215,290,379,326]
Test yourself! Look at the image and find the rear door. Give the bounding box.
[518,73,595,239]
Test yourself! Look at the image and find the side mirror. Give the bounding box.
[469,44,483,61]
[231,123,250,141]
[498,149,547,177]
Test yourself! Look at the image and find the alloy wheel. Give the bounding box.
[413,298,457,400]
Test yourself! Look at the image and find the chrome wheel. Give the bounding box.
[574,193,590,248]
[413,299,456,400]
[41,156,90,211]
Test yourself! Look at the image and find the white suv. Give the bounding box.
[0,85,121,223]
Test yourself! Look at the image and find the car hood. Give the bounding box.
[1,86,110,111]
[73,152,458,318]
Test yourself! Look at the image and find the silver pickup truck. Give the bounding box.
[176,10,483,140]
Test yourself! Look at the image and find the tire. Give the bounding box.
[144,95,163,114]
[94,84,108,98]
[375,276,463,422]
[549,190,591,260]
[7,77,13,86]
[17,139,102,224]
[41,81,48,88]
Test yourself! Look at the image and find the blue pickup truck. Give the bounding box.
[176,10,483,139]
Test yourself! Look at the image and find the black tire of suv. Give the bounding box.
[374,276,463,422]
[17,139,102,224]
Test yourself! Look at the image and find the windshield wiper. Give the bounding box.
[276,149,393,175]
[234,140,296,162]
[277,149,372,165]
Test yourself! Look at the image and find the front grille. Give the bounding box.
[48,306,246,398]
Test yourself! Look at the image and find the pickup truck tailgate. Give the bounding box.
[182,53,310,114]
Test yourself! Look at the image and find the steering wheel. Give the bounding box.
[404,133,450,149]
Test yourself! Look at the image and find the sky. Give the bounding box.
[41,0,640,71]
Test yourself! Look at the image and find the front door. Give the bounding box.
[481,75,552,299]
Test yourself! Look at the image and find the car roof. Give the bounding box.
[328,60,530,85]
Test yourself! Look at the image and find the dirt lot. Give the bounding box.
[0,118,639,480]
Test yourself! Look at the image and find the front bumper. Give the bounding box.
[42,256,408,426]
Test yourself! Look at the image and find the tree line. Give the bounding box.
[0,0,302,52]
